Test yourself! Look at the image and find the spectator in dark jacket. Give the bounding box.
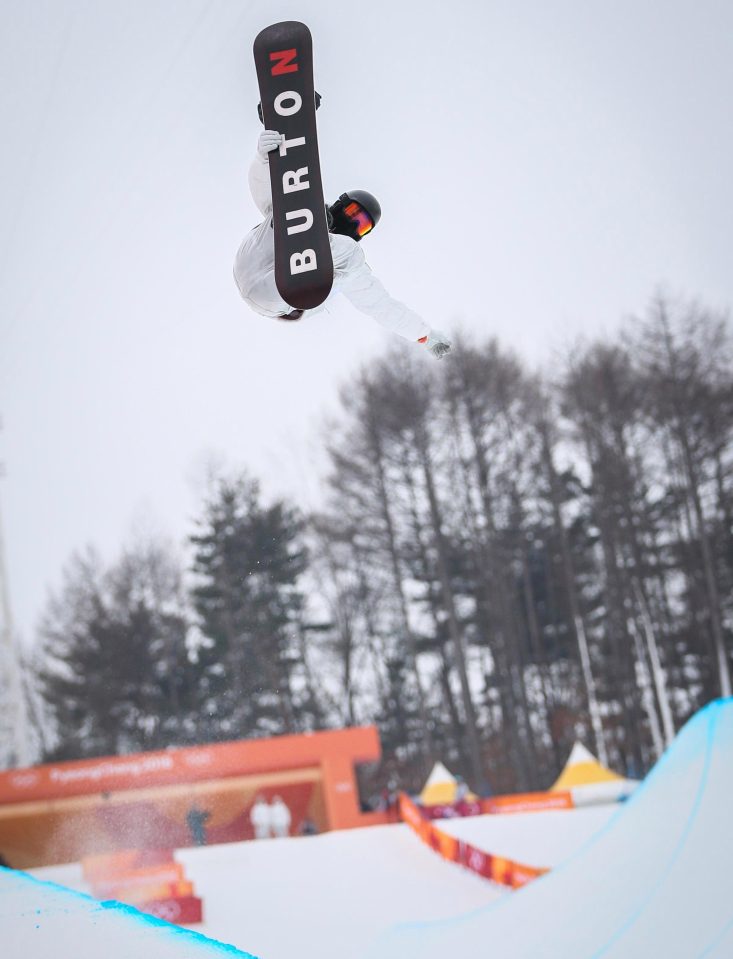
[186,805,211,846]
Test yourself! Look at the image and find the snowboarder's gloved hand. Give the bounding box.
[257,130,283,160]
[421,329,452,359]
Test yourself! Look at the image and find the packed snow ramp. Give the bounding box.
[2,866,257,959]
[365,698,733,959]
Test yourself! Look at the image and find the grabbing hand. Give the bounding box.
[423,329,452,359]
[257,130,283,160]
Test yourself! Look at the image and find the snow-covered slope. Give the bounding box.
[438,804,614,868]
[1,866,254,959]
[18,699,731,959]
[364,698,733,959]
[29,800,613,959]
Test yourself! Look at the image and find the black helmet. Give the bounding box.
[328,190,381,242]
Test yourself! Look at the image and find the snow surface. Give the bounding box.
[11,700,732,959]
[1,866,254,959]
[27,802,612,959]
[438,804,615,868]
[363,698,733,959]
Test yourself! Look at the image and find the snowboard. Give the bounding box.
[253,21,333,311]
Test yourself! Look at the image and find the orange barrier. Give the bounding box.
[420,790,574,822]
[82,848,176,881]
[145,895,202,924]
[82,849,203,925]
[421,800,483,820]
[117,880,194,906]
[88,862,185,897]
[399,793,549,889]
[481,790,574,815]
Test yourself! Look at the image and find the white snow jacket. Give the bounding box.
[250,799,272,838]
[233,153,430,342]
[269,797,292,838]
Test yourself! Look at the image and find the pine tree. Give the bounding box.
[37,540,195,759]
[189,472,312,739]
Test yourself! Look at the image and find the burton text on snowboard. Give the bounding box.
[253,21,333,310]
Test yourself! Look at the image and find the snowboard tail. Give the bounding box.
[253,21,333,311]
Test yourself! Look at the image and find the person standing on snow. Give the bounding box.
[269,795,292,838]
[249,794,272,840]
[185,804,211,846]
[234,129,452,359]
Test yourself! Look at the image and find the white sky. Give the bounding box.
[2,0,732,644]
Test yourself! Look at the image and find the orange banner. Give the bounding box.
[79,846,204,924]
[398,793,548,889]
[0,727,379,805]
[481,791,573,815]
[88,862,185,897]
[115,880,194,906]
[140,895,203,925]
[82,849,175,881]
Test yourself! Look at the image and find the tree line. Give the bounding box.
[30,295,733,796]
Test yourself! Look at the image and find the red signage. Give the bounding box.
[0,726,380,806]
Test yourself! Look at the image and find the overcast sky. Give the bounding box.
[1,0,732,645]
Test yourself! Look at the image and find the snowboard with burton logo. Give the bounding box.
[253,21,333,311]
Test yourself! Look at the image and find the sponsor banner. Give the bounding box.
[421,800,482,820]
[86,862,184,896]
[511,863,547,888]
[399,793,548,890]
[82,848,204,924]
[82,848,175,881]
[398,794,425,831]
[481,791,574,815]
[435,829,459,862]
[458,841,493,879]
[113,880,194,906]
[140,895,203,925]
[0,726,380,805]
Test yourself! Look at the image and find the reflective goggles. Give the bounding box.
[342,199,374,238]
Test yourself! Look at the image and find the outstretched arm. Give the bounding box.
[334,239,428,340]
[248,130,282,215]
[334,239,452,357]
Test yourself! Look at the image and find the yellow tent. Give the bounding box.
[551,742,637,805]
[419,762,477,805]
[551,742,623,791]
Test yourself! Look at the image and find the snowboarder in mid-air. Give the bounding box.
[233,129,452,359]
